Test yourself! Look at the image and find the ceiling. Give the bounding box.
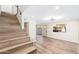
[23,5,79,24]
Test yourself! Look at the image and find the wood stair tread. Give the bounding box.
[0,32,26,36]
[0,33,27,39]
[13,46,36,54]
[0,36,30,43]
[0,12,36,54]
[0,41,32,53]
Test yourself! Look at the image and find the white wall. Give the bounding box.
[12,6,17,15]
[0,5,1,15]
[1,5,17,15]
[28,20,36,42]
[78,21,79,43]
[1,5,12,14]
[47,20,79,43]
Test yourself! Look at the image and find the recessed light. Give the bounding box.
[55,6,60,10]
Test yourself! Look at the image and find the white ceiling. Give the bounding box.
[23,5,79,24]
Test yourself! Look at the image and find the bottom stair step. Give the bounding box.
[0,41,33,53]
[12,46,37,54]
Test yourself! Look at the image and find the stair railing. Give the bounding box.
[15,5,22,16]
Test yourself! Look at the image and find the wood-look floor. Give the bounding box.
[36,35,78,54]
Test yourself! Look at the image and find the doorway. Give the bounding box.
[36,25,47,41]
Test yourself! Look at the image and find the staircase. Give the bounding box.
[0,12,37,54]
